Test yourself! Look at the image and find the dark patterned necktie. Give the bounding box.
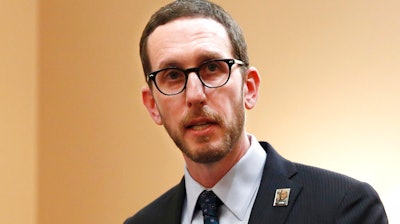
[197,190,222,224]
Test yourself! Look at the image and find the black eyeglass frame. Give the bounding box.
[146,58,244,96]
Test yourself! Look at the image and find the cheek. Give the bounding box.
[211,88,243,117]
[155,97,184,122]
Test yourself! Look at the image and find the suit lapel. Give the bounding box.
[163,178,186,224]
[249,142,303,224]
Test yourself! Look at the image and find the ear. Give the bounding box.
[243,67,261,110]
[142,86,163,125]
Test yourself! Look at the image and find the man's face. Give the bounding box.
[280,191,288,200]
[142,17,251,164]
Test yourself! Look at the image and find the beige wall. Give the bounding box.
[0,0,38,224]
[2,0,399,224]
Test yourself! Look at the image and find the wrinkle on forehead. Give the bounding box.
[147,17,233,70]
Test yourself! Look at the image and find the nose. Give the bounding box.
[185,72,206,107]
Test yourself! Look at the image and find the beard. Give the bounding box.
[162,97,245,164]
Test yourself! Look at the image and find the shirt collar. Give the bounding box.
[184,134,267,221]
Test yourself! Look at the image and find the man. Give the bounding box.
[125,0,388,223]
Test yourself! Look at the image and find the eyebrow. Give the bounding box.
[156,60,181,70]
[155,52,227,70]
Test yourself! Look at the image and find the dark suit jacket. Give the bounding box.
[124,142,388,223]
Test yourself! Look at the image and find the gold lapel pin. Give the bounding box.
[273,188,291,207]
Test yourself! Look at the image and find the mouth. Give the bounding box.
[185,119,217,131]
[188,122,211,130]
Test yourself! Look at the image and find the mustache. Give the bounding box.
[180,106,222,128]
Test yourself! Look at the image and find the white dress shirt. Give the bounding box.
[181,134,267,224]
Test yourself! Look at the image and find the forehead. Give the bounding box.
[147,17,233,68]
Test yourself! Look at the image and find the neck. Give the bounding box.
[184,133,250,188]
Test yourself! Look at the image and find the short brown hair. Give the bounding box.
[140,0,249,79]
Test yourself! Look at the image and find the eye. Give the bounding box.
[158,69,185,82]
[204,61,222,73]
[165,70,181,80]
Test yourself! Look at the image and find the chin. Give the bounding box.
[185,142,231,164]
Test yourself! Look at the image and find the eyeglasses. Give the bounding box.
[147,58,244,96]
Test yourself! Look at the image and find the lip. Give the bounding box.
[185,118,217,131]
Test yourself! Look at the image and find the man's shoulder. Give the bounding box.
[294,162,360,185]
[292,162,381,205]
[298,162,377,197]
[124,180,185,224]
[259,142,387,222]
[259,141,364,188]
[259,141,379,204]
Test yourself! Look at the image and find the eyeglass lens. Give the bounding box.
[153,59,232,95]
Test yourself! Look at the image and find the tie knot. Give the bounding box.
[197,190,222,223]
